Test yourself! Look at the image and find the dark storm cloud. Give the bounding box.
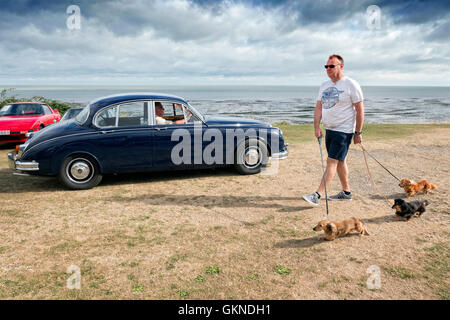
[377,0,450,25]
[1,0,449,38]
[0,0,449,85]
[425,21,450,41]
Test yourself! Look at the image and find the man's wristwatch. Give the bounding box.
[355,131,362,135]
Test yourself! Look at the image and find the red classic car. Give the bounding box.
[0,102,61,143]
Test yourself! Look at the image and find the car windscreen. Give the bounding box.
[187,102,205,122]
[0,104,45,116]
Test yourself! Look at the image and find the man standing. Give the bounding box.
[302,54,364,206]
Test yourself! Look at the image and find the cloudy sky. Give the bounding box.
[1,0,449,86]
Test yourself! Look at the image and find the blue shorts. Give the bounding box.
[325,129,354,161]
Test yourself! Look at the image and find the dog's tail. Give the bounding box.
[430,183,437,190]
[355,218,370,236]
[423,200,430,206]
[362,225,370,236]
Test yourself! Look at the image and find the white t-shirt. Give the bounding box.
[317,76,363,134]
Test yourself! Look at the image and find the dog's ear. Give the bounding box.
[326,223,337,234]
[424,200,429,206]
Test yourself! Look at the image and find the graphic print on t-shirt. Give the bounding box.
[321,87,344,109]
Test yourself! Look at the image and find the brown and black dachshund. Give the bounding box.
[392,198,429,221]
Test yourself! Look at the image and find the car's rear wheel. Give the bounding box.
[234,138,268,175]
[58,155,102,190]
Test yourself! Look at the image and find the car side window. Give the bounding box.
[42,104,52,115]
[95,106,118,127]
[154,101,198,125]
[95,102,148,127]
[20,104,44,115]
[117,102,147,127]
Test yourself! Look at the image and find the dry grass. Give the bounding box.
[0,125,449,300]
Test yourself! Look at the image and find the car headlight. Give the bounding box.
[16,143,28,159]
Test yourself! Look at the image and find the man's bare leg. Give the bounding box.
[337,159,350,192]
[316,157,339,196]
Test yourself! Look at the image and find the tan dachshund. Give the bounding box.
[313,217,369,241]
[399,178,437,198]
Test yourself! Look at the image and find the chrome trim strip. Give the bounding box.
[13,172,33,176]
[8,152,39,171]
[7,152,15,170]
[16,160,39,171]
[271,150,289,160]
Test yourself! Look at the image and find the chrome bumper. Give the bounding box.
[8,152,39,171]
[271,143,289,160]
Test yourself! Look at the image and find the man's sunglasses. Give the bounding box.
[324,64,340,69]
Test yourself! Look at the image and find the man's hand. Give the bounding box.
[354,134,362,144]
[315,127,323,139]
[314,101,323,139]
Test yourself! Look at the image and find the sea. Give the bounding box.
[4,85,450,124]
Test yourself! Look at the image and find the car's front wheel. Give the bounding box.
[58,155,102,190]
[234,139,268,175]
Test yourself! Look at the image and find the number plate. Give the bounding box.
[0,130,10,135]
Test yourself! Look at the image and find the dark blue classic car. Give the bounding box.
[8,93,288,189]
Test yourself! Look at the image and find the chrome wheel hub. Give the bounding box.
[67,158,94,183]
[245,148,260,167]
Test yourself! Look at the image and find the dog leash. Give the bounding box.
[318,137,330,218]
[359,144,401,182]
[359,144,392,208]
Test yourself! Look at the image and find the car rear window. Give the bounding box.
[0,104,45,116]
[75,105,90,125]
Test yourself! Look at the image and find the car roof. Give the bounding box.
[8,102,47,105]
[88,92,188,111]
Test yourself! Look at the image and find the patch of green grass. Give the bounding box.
[205,266,220,275]
[48,240,81,255]
[349,257,363,264]
[248,273,260,281]
[273,123,450,143]
[166,254,187,270]
[177,290,189,297]
[132,284,144,292]
[415,237,428,244]
[260,215,274,225]
[195,275,205,283]
[273,123,314,143]
[271,228,297,238]
[2,209,25,217]
[384,266,416,279]
[423,243,450,300]
[274,265,291,275]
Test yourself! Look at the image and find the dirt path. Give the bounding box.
[0,128,448,299]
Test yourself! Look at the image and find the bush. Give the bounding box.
[0,88,81,116]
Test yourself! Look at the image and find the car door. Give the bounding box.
[93,101,153,173]
[41,104,54,126]
[151,101,207,170]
